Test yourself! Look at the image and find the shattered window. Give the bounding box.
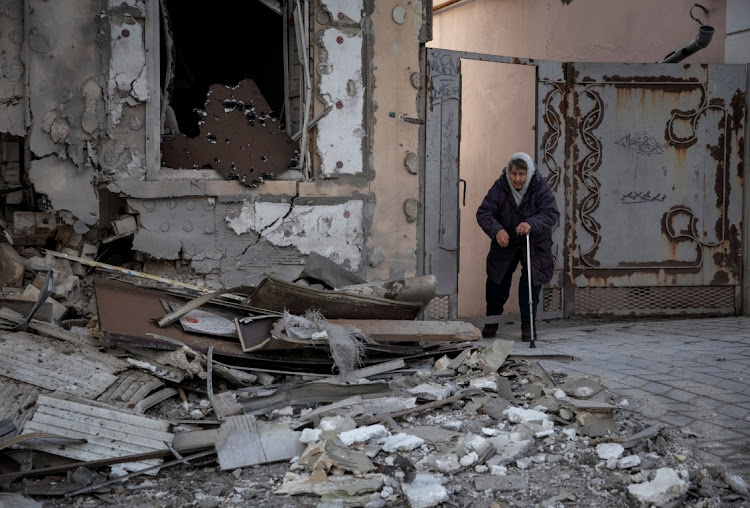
[158,0,300,185]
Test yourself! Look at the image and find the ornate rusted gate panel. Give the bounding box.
[424,50,746,318]
[562,63,746,315]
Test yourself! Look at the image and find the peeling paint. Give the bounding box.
[29,157,99,225]
[100,139,146,179]
[316,28,365,175]
[225,200,292,236]
[108,17,148,128]
[81,78,103,135]
[108,0,145,17]
[225,200,365,269]
[319,0,364,23]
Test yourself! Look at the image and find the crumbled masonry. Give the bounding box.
[0,249,748,507]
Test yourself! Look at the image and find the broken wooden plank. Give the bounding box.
[0,331,126,399]
[134,388,178,414]
[321,359,406,384]
[66,449,216,497]
[0,376,49,437]
[173,429,218,452]
[335,275,437,306]
[96,369,163,410]
[215,415,305,470]
[0,431,85,452]
[248,276,423,320]
[21,394,173,471]
[46,250,246,301]
[0,444,214,483]
[327,319,481,343]
[239,382,391,416]
[0,309,97,348]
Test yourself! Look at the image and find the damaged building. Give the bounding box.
[1,0,429,293]
[0,0,749,321]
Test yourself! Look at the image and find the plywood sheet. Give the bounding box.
[22,394,173,471]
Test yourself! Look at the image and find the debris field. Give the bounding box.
[0,246,748,508]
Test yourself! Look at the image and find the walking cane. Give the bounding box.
[525,234,536,349]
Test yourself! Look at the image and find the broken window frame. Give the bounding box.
[144,0,312,182]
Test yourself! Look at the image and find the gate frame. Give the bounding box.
[422,49,748,320]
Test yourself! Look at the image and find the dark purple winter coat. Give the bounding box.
[476,172,560,286]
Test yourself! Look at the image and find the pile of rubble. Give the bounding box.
[0,247,748,507]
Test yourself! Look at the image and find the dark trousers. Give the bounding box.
[486,248,541,323]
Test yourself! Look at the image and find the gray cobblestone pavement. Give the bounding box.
[504,315,750,475]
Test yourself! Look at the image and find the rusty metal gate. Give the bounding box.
[422,49,746,319]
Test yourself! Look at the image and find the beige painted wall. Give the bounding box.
[458,61,536,317]
[366,1,423,281]
[431,0,726,64]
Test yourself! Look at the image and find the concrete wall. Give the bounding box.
[431,0,729,318]
[1,0,427,290]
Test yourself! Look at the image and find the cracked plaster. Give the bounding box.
[225,199,365,270]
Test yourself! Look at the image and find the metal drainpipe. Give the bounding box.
[660,25,715,63]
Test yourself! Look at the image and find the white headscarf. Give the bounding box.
[504,152,536,206]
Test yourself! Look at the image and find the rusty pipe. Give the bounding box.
[660,25,714,63]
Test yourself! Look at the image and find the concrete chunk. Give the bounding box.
[402,473,448,508]
[503,406,550,424]
[379,433,424,452]
[596,443,624,460]
[618,455,642,469]
[627,467,688,506]
[338,424,389,446]
[407,383,453,401]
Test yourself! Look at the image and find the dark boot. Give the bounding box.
[482,323,498,338]
[521,322,537,342]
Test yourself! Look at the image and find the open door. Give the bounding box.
[423,49,565,323]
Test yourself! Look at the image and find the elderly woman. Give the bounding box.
[476,152,559,340]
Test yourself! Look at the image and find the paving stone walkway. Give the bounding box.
[505,316,750,475]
